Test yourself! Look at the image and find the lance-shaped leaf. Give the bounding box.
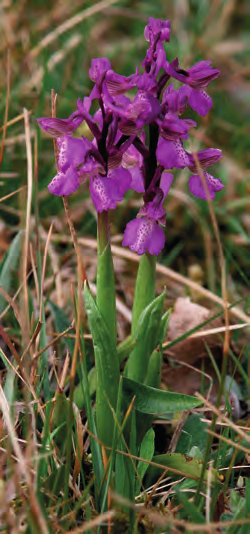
[135,428,155,495]
[126,291,165,383]
[122,377,203,414]
[0,231,23,313]
[83,281,120,450]
[131,252,156,334]
[146,453,221,485]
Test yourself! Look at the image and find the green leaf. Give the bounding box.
[0,231,23,313]
[84,281,119,450]
[175,414,208,456]
[126,291,166,383]
[122,377,203,414]
[146,453,221,486]
[51,392,73,454]
[158,309,171,345]
[144,350,162,389]
[117,335,136,364]
[135,428,155,495]
[131,252,156,334]
[175,487,206,523]
[0,348,16,404]
[73,337,136,409]
[49,300,74,354]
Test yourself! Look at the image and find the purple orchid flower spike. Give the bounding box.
[37,16,223,255]
[123,172,173,255]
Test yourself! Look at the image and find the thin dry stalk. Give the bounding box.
[0,48,10,166]
[39,222,54,321]
[30,0,120,58]
[196,393,250,443]
[0,185,27,203]
[23,107,33,339]
[192,152,230,356]
[51,89,88,285]
[0,386,49,534]
[112,491,250,532]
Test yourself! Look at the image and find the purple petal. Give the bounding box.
[89,170,131,212]
[57,135,89,171]
[189,89,212,116]
[90,176,118,212]
[105,71,135,96]
[187,61,220,89]
[130,92,161,126]
[123,217,165,255]
[188,148,223,172]
[160,172,174,199]
[130,166,145,193]
[144,201,166,222]
[160,114,194,141]
[109,166,132,195]
[89,57,111,83]
[48,166,79,196]
[156,138,191,169]
[144,18,171,44]
[37,117,82,138]
[78,157,104,181]
[188,172,224,199]
[147,223,165,255]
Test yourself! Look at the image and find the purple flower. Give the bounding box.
[37,115,82,137]
[158,114,196,141]
[57,135,90,171]
[37,18,223,255]
[188,148,223,172]
[143,18,170,77]
[166,60,220,89]
[144,18,171,44]
[89,166,132,212]
[105,71,136,96]
[161,84,190,115]
[89,57,111,84]
[48,166,80,196]
[123,217,165,255]
[122,144,145,193]
[103,85,160,132]
[187,148,224,199]
[156,137,192,169]
[188,171,224,199]
[166,60,220,116]
[122,173,173,255]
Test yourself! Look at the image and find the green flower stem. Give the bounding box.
[131,251,156,334]
[97,210,117,346]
